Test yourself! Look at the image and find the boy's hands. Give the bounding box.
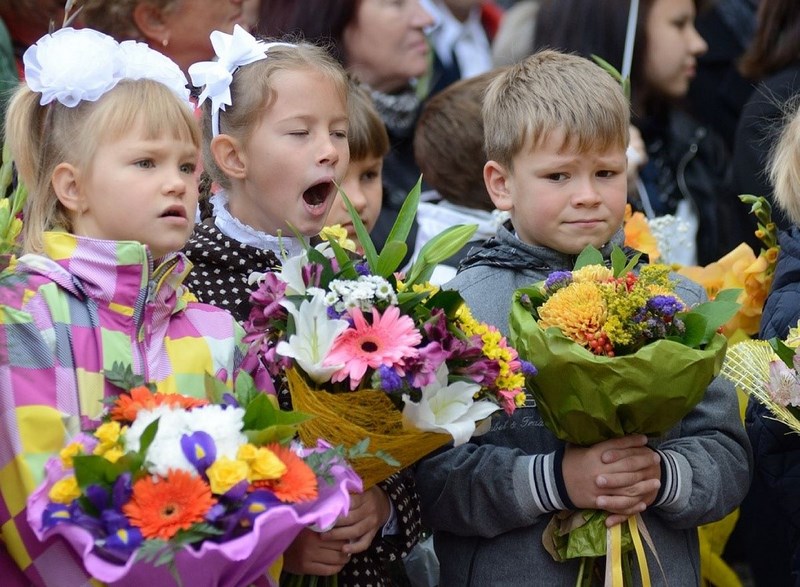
[562,434,661,526]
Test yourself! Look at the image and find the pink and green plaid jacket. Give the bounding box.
[0,232,267,586]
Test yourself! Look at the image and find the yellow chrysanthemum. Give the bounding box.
[538,282,606,345]
[572,265,614,283]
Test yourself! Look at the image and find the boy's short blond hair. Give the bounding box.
[483,50,629,169]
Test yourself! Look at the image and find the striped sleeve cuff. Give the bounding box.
[653,448,681,508]
[522,451,572,515]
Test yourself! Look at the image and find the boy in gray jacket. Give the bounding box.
[414,50,752,586]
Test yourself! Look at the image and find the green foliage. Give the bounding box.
[105,362,150,393]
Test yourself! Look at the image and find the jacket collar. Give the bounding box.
[17,232,192,314]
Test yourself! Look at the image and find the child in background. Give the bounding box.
[0,28,271,585]
[410,68,508,285]
[414,50,751,585]
[183,26,421,586]
[323,78,389,253]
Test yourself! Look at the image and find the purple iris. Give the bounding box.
[240,491,282,529]
[112,472,132,511]
[42,502,77,530]
[85,484,110,513]
[101,509,130,533]
[104,525,143,553]
[181,431,217,476]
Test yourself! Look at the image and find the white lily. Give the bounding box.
[277,250,310,295]
[276,292,348,384]
[402,365,501,446]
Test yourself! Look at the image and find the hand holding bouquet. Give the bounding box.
[27,366,361,586]
[244,180,534,488]
[509,245,738,585]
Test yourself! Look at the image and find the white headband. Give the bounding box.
[188,25,294,137]
[23,28,192,108]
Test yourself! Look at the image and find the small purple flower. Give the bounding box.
[646,295,684,318]
[521,360,537,376]
[355,262,370,276]
[42,502,76,530]
[85,484,110,513]
[112,473,132,511]
[375,365,404,393]
[240,491,282,528]
[544,271,573,293]
[101,509,130,533]
[181,431,217,476]
[222,392,240,408]
[223,479,250,501]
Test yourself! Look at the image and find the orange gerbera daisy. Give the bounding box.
[123,470,216,540]
[111,387,208,422]
[252,444,318,503]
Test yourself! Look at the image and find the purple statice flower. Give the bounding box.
[374,365,404,393]
[327,305,346,320]
[521,360,537,376]
[646,295,684,318]
[355,262,370,276]
[544,271,573,294]
[642,317,667,340]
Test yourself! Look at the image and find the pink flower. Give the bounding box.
[326,306,422,389]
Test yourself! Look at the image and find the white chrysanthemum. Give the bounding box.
[123,404,246,477]
[24,28,123,107]
[119,40,191,105]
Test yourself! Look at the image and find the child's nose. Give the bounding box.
[573,179,602,205]
[164,170,187,196]
[318,136,341,167]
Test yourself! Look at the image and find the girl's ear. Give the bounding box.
[484,160,513,211]
[210,134,248,180]
[51,163,85,213]
[132,2,169,46]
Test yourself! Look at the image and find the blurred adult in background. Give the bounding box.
[419,0,501,96]
[0,0,65,75]
[533,0,730,266]
[259,0,434,253]
[81,0,247,73]
[686,0,757,151]
[725,0,800,254]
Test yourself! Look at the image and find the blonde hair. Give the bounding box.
[770,98,800,225]
[81,0,179,41]
[347,78,389,162]
[201,42,349,190]
[483,50,629,169]
[5,79,201,254]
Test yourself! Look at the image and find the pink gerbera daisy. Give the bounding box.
[326,306,422,389]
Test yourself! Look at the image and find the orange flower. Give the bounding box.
[111,387,208,422]
[123,470,216,540]
[623,205,661,262]
[252,444,318,503]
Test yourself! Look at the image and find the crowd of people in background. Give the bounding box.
[2,0,800,585]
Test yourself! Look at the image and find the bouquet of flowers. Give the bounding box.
[721,325,800,435]
[0,144,26,266]
[243,180,534,488]
[509,245,738,585]
[26,366,361,587]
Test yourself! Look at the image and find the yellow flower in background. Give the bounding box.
[538,281,607,346]
[49,476,80,504]
[320,224,356,253]
[786,322,800,348]
[623,205,661,262]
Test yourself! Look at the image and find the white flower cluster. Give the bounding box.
[24,27,191,108]
[123,404,247,478]
[648,214,693,265]
[323,275,398,314]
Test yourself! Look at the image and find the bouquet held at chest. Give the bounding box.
[509,245,739,586]
[27,367,361,586]
[243,180,535,488]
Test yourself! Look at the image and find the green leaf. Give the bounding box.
[73,455,121,489]
[405,224,477,286]
[674,312,706,348]
[769,338,796,368]
[573,245,603,269]
[325,236,359,280]
[104,362,148,392]
[375,240,408,277]
[203,372,229,405]
[233,371,259,408]
[242,392,311,436]
[714,288,743,303]
[139,417,160,457]
[688,299,741,345]
[338,187,379,270]
[382,177,422,260]
[610,246,627,277]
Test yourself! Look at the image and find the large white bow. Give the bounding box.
[189,25,293,136]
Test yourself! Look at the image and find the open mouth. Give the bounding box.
[160,206,187,219]
[303,181,333,209]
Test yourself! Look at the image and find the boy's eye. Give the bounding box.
[180,163,197,174]
[136,159,155,169]
[546,172,568,181]
[597,170,618,178]
[361,170,379,182]
[289,130,309,137]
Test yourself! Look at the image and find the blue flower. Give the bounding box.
[104,525,143,552]
[240,491,281,528]
[181,431,217,476]
[521,360,537,376]
[112,472,132,511]
[544,271,572,293]
[42,502,76,530]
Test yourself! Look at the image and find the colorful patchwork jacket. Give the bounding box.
[0,232,265,586]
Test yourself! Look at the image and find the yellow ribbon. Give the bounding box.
[604,517,652,587]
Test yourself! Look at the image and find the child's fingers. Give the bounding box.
[596,469,661,492]
[601,444,659,466]
[595,494,647,515]
[605,513,631,528]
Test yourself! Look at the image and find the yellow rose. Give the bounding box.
[249,447,287,481]
[102,447,124,463]
[207,457,250,495]
[94,421,122,453]
[237,443,259,463]
[59,442,84,468]
[49,476,80,504]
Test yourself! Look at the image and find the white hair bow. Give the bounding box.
[189,25,293,137]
